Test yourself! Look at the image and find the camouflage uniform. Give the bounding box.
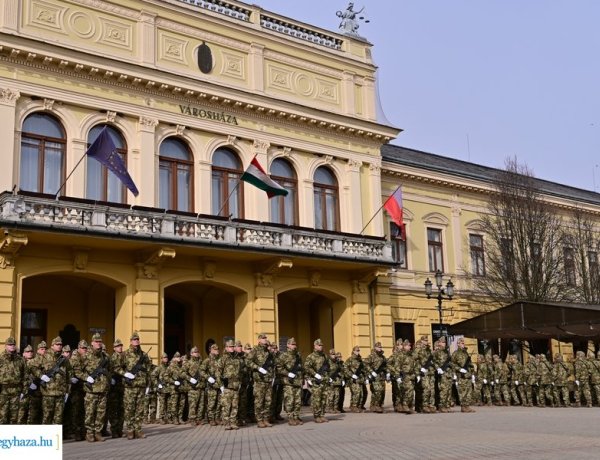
[343,346,366,412]
[364,342,386,413]
[202,344,222,425]
[270,344,284,422]
[26,341,47,424]
[155,354,170,424]
[235,341,249,425]
[0,337,25,424]
[218,340,243,430]
[277,338,303,425]
[246,334,275,427]
[573,351,592,407]
[492,355,510,405]
[304,338,330,422]
[145,359,158,423]
[184,347,205,425]
[589,351,600,405]
[507,355,525,406]
[450,338,475,412]
[478,355,494,405]
[165,352,184,424]
[387,341,403,412]
[415,336,435,413]
[69,340,89,440]
[82,334,111,442]
[523,356,538,407]
[432,338,453,412]
[537,355,555,407]
[117,332,150,439]
[327,350,343,413]
[397,340,417,414]
[107,339,124,438]
[551,353,570,407]
[39,336,72,424]
[17,345,34,425]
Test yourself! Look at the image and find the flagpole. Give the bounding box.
[359,198,388,235]
[217,179,242,218]
[54,153,87,199]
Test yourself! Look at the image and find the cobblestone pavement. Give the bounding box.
[64,405,600,460]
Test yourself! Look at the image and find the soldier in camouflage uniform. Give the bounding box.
[235,341,249,426]
[17,344,34,425]
[364,342,386,413]
[415,336,435,413]
[145,357,158,423]
[243,343,255,422]
[450,337,475,413]
[68,340,89,441]
[336,352,346,412]
[507,354,525,406]
[184,346,205,426]
[27,341,46,424]
[478,354,494,406]
[327,349,343,414]
[472,355,484,406]
[82,333,111,442]
[107,338,124,438]
[116,331,150,439]
[270,342,284,423]
[218,339,243,430]
[573,350,592,407]
[397,340,417,414]
[551,353,570,407]
[304,338,330,423]
[538,354,555,407]
[155,353,170,424]
[344,346,365,413]
[387,339,403,412]
[165,351,183,424]
[247,333,275,428]
[589,351,600,405]
[39,336,71,424]
[492,354,510,406]
[203,343,222,426]
[433,337,453,412]
[0,337,25,424]
[277,337,303,425]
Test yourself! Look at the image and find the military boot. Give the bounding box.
[135,431,146,439]
[257,420,266,428]
[94,433,104,442]
[126,431,135,440]
[86,433,95,443]
[296,418,303,425]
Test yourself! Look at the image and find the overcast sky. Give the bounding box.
[253,0,600,192]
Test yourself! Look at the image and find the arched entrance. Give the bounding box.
[277,289,348,354]
[163,281,244,358]
[20,273,119,350]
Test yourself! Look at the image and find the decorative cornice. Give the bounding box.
[0,88,20,105]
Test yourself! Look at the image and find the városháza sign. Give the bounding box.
[179,105,238,125]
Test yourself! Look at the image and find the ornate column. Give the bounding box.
[451,198,463,279]
[0,0,19,33]
[366,162,383,236]
[0,231,27,343]
[138,11,157,66]
[248,43,265,93]
[345,159,362,233]
[136,117,158,207]
[0,88,19,191]
[341,71,356,115]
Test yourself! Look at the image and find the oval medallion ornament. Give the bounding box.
[198,42,213,74]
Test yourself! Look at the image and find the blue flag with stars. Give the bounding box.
[87,126,139,197]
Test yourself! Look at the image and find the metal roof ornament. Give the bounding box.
[336,2,370,38]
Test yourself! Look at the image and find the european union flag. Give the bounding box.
[87,126,139,197]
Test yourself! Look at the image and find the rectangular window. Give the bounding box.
[589,251,598,286]
[20,309,47,351]
[394,322,415,346]
[390,222,407,269]
[564,247,576,286]
[427,228,443,272]
[500,238,514,274]
[469,234,485,276]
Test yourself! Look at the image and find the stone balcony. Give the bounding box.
[0,192,393,264]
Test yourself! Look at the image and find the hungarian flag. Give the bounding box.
[241,156,288,198]
[384,186,404,228]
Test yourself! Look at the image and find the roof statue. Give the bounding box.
[336,2,370,38]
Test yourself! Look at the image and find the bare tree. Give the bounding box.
[474,157,569,305]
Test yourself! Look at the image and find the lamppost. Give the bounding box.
[424,270,454,340]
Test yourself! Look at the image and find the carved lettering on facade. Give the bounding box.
[179,105,238,125]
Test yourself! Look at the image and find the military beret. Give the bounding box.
[173,351,181,358]
[244,343,252,351]
[336,352,342,358]
[51,336,63,345]
[91,333,102,342]
[457,337,465,343]
[225,339,235,347]
[234,340,242,347]
[374,341,382,348]
[287,337,296,346]
[329,348,336,355]
[352,345,360,352]
[37,341,47,349]
[161,352,168,358]
[113,339,123,347]
[130,331,140,340]
[190,346,199,353]
[210,344,219,350]
[396,338,403,345]
[78,340,89,348]
[420,335,429,341]
[271,343,278,350]
[313,338,323,346]
[5,336,16,345]
[63,345,71,352]
[258,333,267,339]
[402,340,410,345]
[23,345,33,352]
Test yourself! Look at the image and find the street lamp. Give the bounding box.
[424,269,454,340]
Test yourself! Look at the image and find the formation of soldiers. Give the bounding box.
[2,331,600,439]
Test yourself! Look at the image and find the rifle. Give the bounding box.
[287,355,302,383]
[313,357,330,384]
[41,355,66,385]
[27,377,42,396]
[86,353,109,389]
[440,352,452,372]
[125,347,152,384]
[261,352,274,372]
[422,355,434,373]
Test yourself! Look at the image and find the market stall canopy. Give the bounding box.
[449,301,600,341]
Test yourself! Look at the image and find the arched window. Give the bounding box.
[212,148,243,218]
[159,137,193,212]
[20,112,66,195]
[313,166,339,231]
[270,158,298,226]
[86,124,127,203]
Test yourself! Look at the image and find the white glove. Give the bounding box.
[111,378,116,385]
[551,383,555,386]
[342,380,346,387]
[459,368,467,374]
[576,380,580,386]
[158,384,163,389]
[124,372,135,380]
[41,375,50,383]
[471,375,475,383]
[515,380,519,386]
[365,379,370,385]
[64,394,69,403]
[86,376,95,384]
[420,367,427,374]
[351,374,358,380]
[416,376,421,383]
[436,368,443,375]
[495,379,499,384]
[174,380,181,386]
[386,373,391,381]
[452,374,457,381]
[483,379,488,384]
[371,371,377,378]
[70,377,78,384]
[20,393,24,401]
[258,367,268,375]
[220,386,225,393]
[29,383,37,390]
[207,377,216,384]
[396,377,402,383]
[287,372,296,379]
[145,387,149,395]
[329,378,333,383]
[190,378,198,385]
[314,373,322,380]
[307,380,313,386]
